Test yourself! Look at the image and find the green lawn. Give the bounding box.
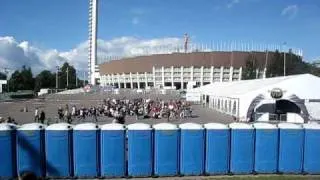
[206,175,320,180]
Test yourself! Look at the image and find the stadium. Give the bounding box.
[98,47,302,89]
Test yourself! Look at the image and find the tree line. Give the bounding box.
[242,50,320,80]
[1,62,87,92]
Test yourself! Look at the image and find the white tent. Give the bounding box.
[187,74,320,122]
[0,80,7,93]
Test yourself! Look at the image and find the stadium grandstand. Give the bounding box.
[98,42,303,90]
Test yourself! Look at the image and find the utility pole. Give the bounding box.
[66,67,69,89]
[283,42,287,76]
[56,66,59,89]
[76,70,78,88]
[83,71,86,86]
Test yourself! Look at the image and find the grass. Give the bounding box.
[206,175,320,180]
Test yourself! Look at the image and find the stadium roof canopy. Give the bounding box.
[188,74,320,121]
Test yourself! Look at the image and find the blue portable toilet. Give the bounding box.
[253,123,278,173]
[0,123,17,179]
[179,123,205,176]
[100,123,126,177]
[153,123,179,177]
[303,123,320,174]
[127,123,153,177]
[204,123,230,175]
[73,123,100,178]
[45,123,73,178]
[17,123,46,177]
[278,123,304,174]
[229,123,254,174]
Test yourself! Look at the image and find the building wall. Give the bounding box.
[100,65,265,89]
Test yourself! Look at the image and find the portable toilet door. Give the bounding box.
[204,123,230,175]
[127,123,153,177]
[73,123,100,178]
[100,123,126,178]
[17,123,46,177]
[45,123,73,178]
[278,123,304,174]
[153,123,179,177]
[179,123,205,176]
[0,123,17,179]
[253,123,279,173]
[229,123,254,174]
[303,123,320,174]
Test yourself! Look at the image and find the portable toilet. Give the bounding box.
[73,123,100,177]
[229,123,254,174]
[45,123,73,178]
[100,123,126,177]
[278,123,304,174]
[0,123,17,179]
[179,123,205,176]
[204,123,230,175]
[153,123,179,176]
[17,123,46,177]
[127,123,153,177]
[303,123,320,174]
[253,123,278,173]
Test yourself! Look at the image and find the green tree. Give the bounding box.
[242,53,257,80]
[267,50,284,77]
[34,70,56,91]
[0,72,6,80]
[58,62,77,89]
[8,66,34,91]
[266,50,316,77]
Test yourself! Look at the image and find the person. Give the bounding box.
[58,107,63,121]
[64,108,69,122]
[23,105,28,112]
[92,107,97,122]
[66,111,72,124]
[71,105,76,116]
[34,108,39,122]
[39,110,45,124]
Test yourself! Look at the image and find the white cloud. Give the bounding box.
[227,0,240,8]
[0,36,184,74]
[281,5,299,19]
[132,17,140,25]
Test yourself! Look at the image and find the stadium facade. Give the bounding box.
[98,49,302,90]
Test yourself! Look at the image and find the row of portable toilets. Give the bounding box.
[0,122,320,178]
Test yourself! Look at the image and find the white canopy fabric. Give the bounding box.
[187,74,320,121]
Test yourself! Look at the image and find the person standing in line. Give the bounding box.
[34,107,39,122]
[39,110,45,124]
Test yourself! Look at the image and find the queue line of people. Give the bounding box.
[56,98,193,124]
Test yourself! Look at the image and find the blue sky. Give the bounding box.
[0,0,319,72]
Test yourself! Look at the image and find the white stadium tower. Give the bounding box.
[88,0,99,85]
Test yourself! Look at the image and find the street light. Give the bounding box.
[56,66,59,89]
[283,42,287,76]
[66,67,69,89]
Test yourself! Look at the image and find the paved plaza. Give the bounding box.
[0,90,234,125]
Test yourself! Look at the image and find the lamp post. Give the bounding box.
[283,42,287,76]
[56,66,59,89]
[66,67,69,89]
[76,70,78,88]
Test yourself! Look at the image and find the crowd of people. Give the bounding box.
[55,98,193,124]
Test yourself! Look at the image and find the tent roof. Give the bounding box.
[190,74,320,99]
